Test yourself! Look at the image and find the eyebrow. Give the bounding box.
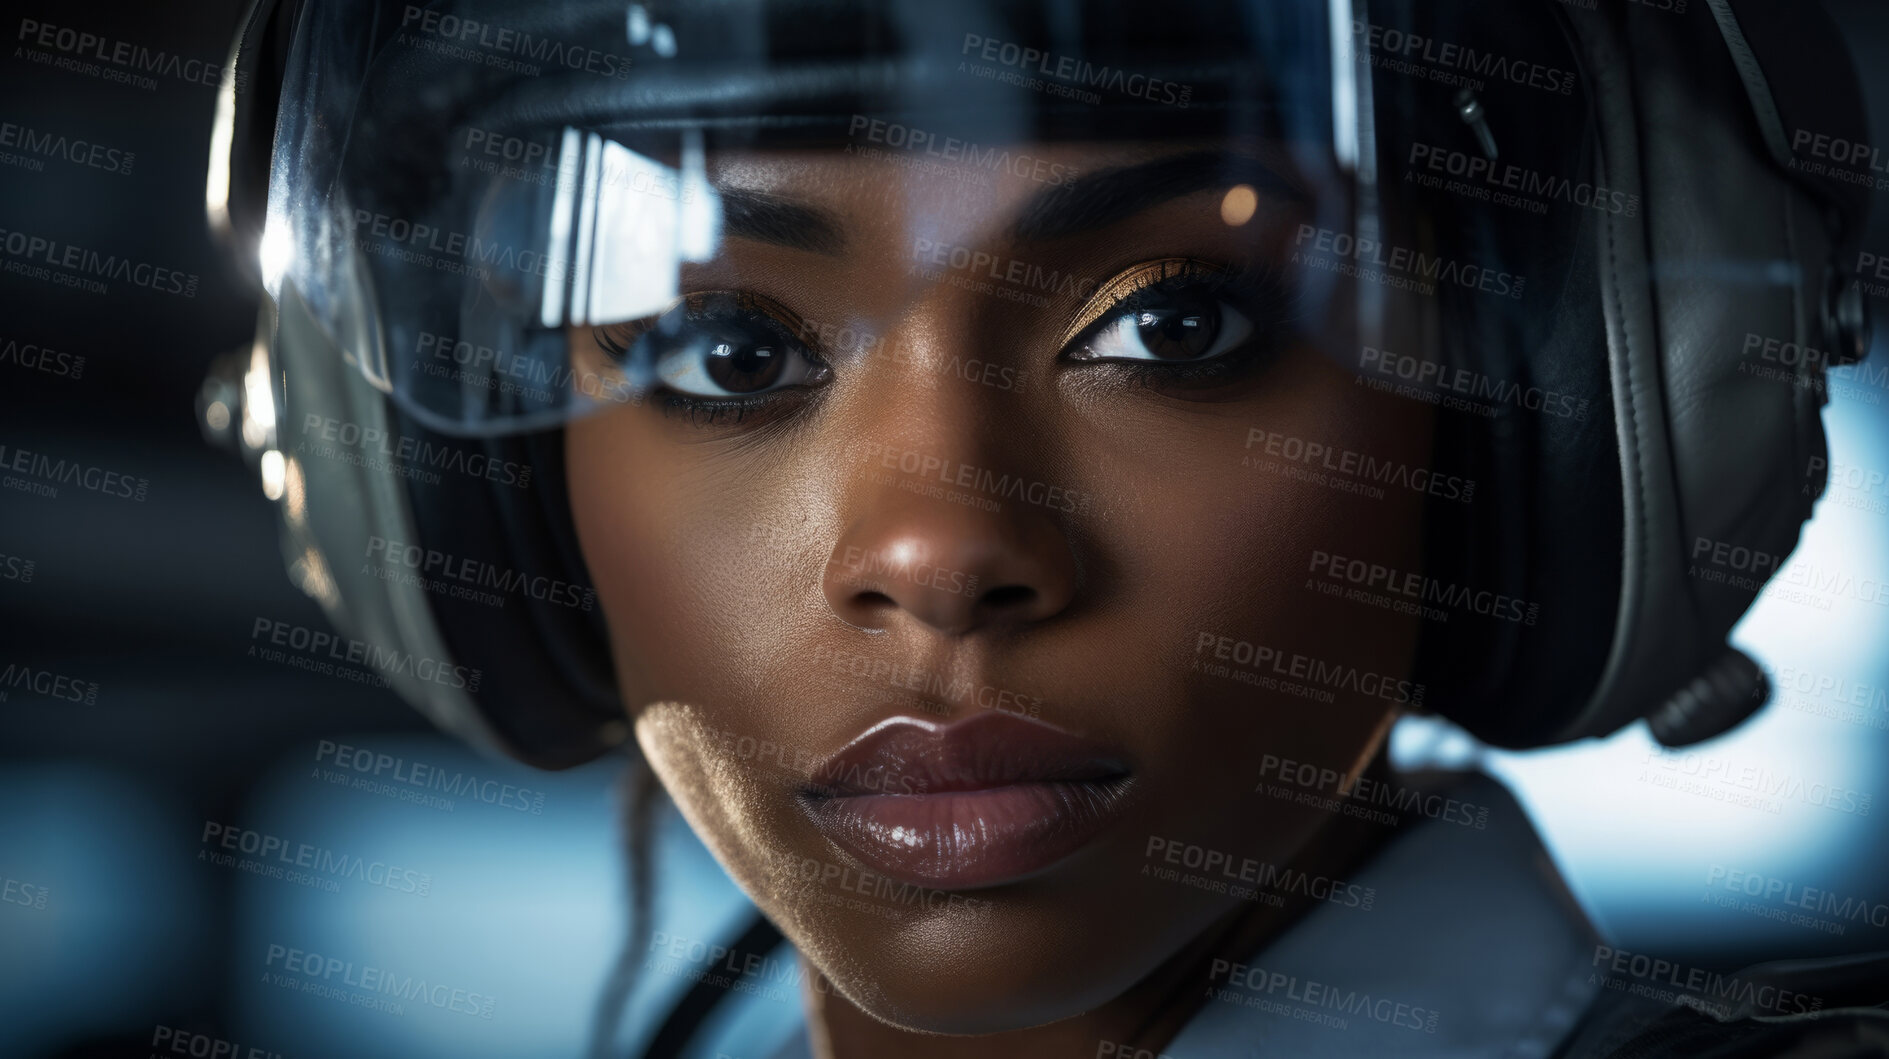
[718,186,847,255]
[1010,151,1307,243]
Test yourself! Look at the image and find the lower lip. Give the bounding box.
[799,777,1134,891]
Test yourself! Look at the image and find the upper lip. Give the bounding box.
[799,711,1130,799]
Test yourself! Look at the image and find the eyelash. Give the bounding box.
[592,293,827,425]
[653,394,780,425]
[594,261,1293,424]
[1064,259,1292,389]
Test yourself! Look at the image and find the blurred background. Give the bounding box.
[5,1,1889,1056]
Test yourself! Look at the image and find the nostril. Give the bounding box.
[835,588,901,632]
[979,585,1037,611]
[821,510,1079,634]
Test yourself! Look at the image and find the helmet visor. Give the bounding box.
[263,0,1592,436]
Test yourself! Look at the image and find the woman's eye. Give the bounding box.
[652,329,824,398]
[603,293,829,400]
[1071,291,1255,364]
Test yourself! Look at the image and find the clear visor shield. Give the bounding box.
[264,0,1591,436]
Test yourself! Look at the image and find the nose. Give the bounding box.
[823,498,1078,636]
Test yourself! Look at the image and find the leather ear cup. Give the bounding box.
[1409,237,1625,750]
[1373,0,1625,749]
[1406,0,1864,749]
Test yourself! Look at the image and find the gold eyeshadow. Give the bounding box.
[1055,257,1230,352]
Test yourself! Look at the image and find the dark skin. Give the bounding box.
[809,753,1408,1058]
[564,142,1435,1056]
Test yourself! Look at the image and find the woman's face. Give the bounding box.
[565,140,1434,1034]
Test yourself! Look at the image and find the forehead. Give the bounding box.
[713,142,1160,206]
[704,139,1309,252]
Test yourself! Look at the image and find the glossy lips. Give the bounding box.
[796,712,1136,891]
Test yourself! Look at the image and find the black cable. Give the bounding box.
[638,912,789,1059]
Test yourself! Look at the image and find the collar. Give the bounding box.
[1163,772,1601,1058]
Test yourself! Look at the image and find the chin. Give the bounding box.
[793,886,1216,1036]
[825,959,1121,1037]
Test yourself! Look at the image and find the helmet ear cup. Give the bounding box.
[1413,0,1869,749]
[1561,0,1841,746]
[1386,0,1626,749]
[1411,231,1625,750]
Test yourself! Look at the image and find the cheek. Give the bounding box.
[631,700,813,917]
[564,410,827,712]
[566,413,860,895]
[1091,349,1429,806]
[1107,347,1432,678]
[565,411,691,705]
[569,419,838,930]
